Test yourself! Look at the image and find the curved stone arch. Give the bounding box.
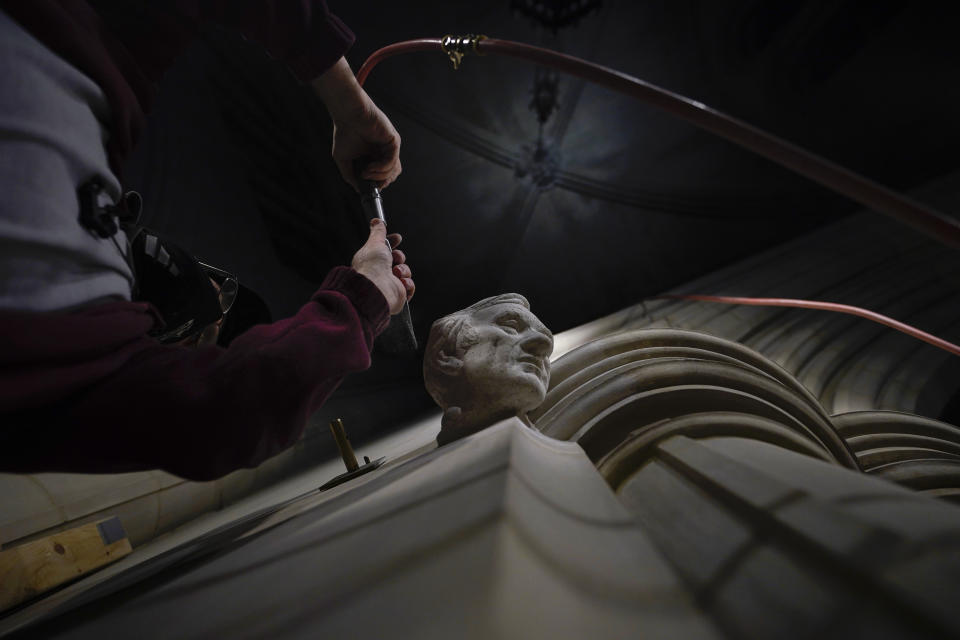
[535,347,782,430]
[535,356,856,467]
[853,438,960,466]
[536,345,780,422]
[543,329,833,424]
[597,412,837,489]
[871,462,960,501]
[833,411,960,502]
[833,411,960,449]
[571,383,847,466]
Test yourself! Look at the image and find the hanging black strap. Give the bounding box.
[77,177,142,239]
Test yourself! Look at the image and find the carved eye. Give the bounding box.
[498,318,521,332]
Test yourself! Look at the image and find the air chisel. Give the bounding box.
[360,181,417,353]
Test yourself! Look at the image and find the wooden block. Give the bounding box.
[0,516,132,612]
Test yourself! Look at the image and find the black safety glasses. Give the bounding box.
[198,262,239,316]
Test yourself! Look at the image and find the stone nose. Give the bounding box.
[521,330,553,358]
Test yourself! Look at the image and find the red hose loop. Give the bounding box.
[656,294,960,358]
[357,39,442,86]
[357,37,960,248]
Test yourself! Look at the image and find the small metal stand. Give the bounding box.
[319,418,385,491]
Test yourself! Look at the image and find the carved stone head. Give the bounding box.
[424,294,554,445]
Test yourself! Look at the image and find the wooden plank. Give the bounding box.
[0,517,131,612]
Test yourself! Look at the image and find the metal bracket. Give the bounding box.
[319,456,385,491]
[320,419,385,491]
[440,34,487,70]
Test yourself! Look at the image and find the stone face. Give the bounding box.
[424,294,553,444]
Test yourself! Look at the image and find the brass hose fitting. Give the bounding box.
[440,34,487,70]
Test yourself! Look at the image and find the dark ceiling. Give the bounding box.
[124,0,960,421]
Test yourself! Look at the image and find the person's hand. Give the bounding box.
[331,101,401,191]
[312,58,401,191]
[351,219,415,315]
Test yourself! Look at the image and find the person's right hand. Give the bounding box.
[312,57,402,191]
[351,219,415,315]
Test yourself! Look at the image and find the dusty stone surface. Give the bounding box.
[424,294,554,445]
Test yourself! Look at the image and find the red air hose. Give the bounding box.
[655,295,960,357]
[358,38,960,357]
[358,37,960,247]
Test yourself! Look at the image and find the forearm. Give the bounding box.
[105,267,389,479]
[311,57,373,123]
[0,267,390,481]
[122,274,384,479]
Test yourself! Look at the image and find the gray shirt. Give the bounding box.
[0,9,133,312]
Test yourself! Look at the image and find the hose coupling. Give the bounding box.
[440,34,487,70]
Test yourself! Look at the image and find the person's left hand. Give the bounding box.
[351,218,414,314]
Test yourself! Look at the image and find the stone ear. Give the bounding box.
[436,350,463,375]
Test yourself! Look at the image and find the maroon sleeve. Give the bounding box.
[0,267,389,481]
[173,0,356,81]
